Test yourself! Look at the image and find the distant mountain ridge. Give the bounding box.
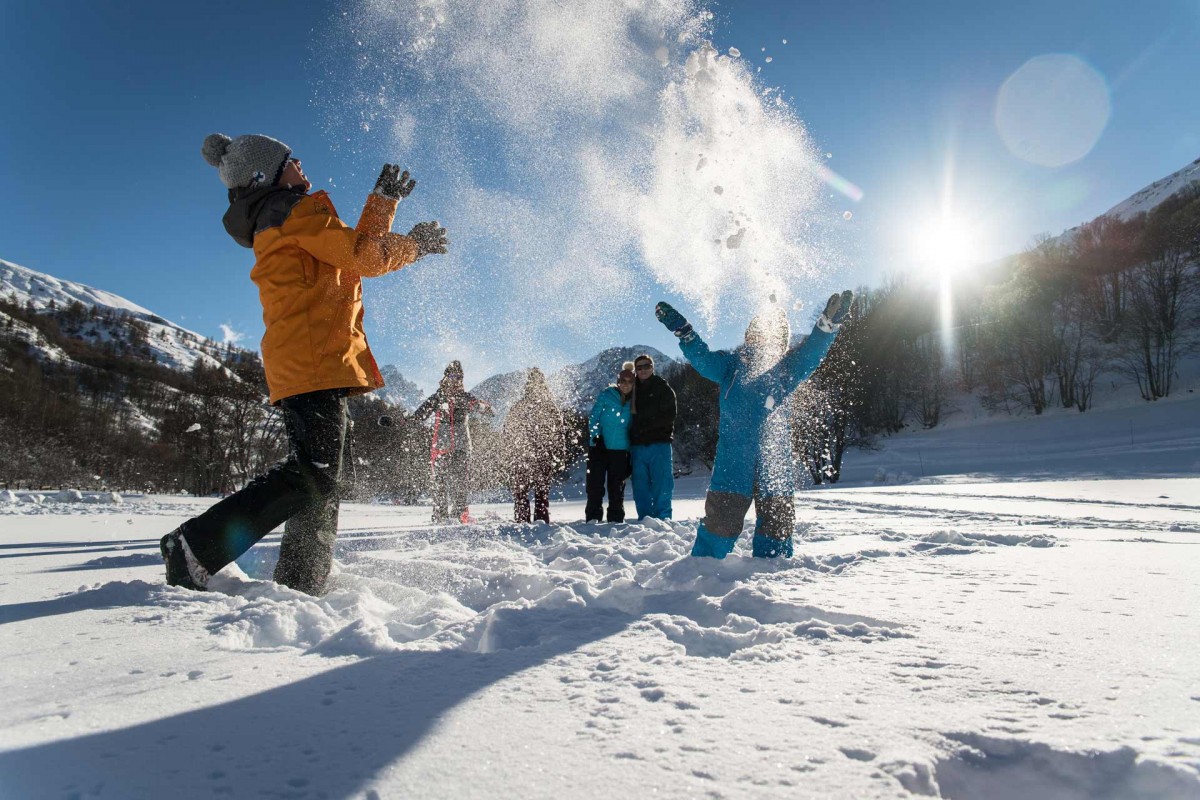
[470,344,677,421]
[0,259,230,374]
[1105,157,1200,221]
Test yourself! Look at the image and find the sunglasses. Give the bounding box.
[635,364,653,371]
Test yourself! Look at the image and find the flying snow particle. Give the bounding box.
[843,210,853,220]
[765,56,773,63]
[185,423,201,433]
[728,47,741,57]
[726,228,746,249]
[782,39,788,44]
[713,185,724,194]
[655,46,670,66]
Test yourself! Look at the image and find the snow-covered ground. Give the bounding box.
[2,465,1200,798]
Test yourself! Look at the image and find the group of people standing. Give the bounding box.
[408,354,676,529]
[584,355,676,524]
[162,135,850,598]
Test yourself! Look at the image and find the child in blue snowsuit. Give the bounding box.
[655,292,852,558]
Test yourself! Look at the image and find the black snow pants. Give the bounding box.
[431,450,471,522]
[181,389,348,595]
[512,465,552,524]
[585,445,628,523]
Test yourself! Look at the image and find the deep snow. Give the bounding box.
[2,461,1199,799]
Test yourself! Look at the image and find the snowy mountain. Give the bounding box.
[1105,156,1200,221]
[0,258,232,374]
[377,365,424,410]
[471,344,676,420]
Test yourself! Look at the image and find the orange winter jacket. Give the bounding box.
[247,191,419,403]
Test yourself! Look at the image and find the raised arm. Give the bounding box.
[412,392,441,422]
[291,164,446,278]
[773,291,853,390]
[655,301,729,384]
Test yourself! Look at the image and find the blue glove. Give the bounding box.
[655,302,693,340]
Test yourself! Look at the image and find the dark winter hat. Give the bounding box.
[634,353,655,366]
[444,360,464,377]
[201,133,292,190]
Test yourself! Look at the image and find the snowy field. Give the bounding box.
[3,467,1200,798]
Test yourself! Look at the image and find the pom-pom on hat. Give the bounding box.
[201,133,292,190]
[618,361,636,382]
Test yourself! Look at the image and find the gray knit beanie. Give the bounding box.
[201,133,292,190]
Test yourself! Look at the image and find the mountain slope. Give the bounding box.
[1105,157,1200,221]
[1,259,230,373]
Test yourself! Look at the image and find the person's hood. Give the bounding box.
[222,185,307,249]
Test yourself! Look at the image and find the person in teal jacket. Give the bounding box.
[655,291,853,558]
[585,363,635,522]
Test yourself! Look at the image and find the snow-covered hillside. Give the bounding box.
[1106,156,1200,221]
[0,258,231,373]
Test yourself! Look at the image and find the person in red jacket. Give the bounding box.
[160,132,448,596]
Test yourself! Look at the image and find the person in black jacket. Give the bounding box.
[413,361,493,523]
[629,354,677,519]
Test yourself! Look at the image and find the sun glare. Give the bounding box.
[914,217,975,272]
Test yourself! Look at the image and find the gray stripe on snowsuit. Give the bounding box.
[702,491,753,537]
[754,494,795,541]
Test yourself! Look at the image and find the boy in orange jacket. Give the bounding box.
[160,132,448,595]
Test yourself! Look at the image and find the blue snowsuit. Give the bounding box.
[679,323,837,558]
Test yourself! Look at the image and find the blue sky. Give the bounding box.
[2,0,1198,391]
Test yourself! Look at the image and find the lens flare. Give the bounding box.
[995,54,1111,168]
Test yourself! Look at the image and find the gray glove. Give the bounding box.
[408,221,449,257]
[373,164,416,201]
[816,290,854,333]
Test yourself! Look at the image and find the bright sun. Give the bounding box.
[914,217,976,272]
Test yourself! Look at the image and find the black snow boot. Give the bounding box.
[161,529,209,591]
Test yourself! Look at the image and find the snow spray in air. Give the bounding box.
[315,0,839,377]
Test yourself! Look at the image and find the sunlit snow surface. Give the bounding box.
[2,476,1199,798]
